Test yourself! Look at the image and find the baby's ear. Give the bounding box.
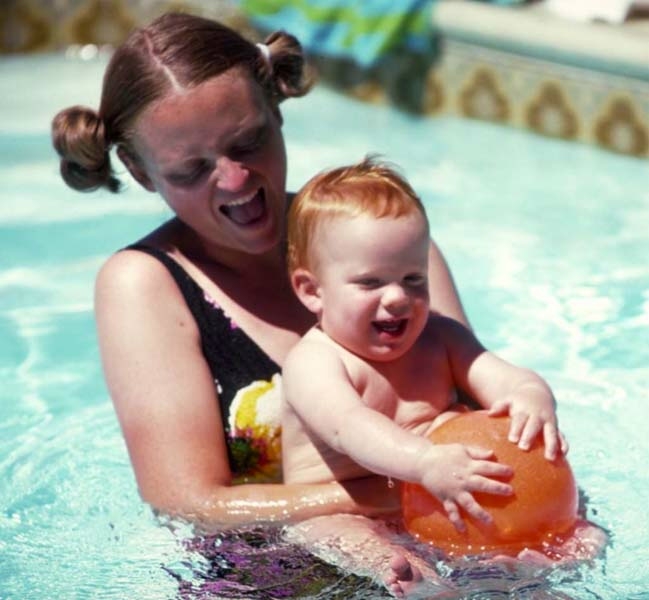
[291,268,322,315]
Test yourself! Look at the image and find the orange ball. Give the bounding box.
[401,412,578,556]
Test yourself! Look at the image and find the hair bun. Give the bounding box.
[51,106,120,192]
[262,30,315,102]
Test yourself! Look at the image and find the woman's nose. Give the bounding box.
[216,157,249,191]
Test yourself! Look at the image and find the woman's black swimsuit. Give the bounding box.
[127,244,283,483]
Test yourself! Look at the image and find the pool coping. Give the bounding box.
[433,1,649,81]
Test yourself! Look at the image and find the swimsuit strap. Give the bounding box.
[126,243,198,300]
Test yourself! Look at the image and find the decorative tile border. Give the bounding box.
[430,39,649,157]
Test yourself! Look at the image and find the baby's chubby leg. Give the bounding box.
[283,514,449,598]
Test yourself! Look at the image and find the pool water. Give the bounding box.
[1,53,648,599]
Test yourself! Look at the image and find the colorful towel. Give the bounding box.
[238,0,436,67]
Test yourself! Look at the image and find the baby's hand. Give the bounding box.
[417,443,513,532]
[488,386,568,460]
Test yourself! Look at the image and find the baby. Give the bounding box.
[281,157,572,597]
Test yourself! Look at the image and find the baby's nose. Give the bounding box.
[382,284,409,310]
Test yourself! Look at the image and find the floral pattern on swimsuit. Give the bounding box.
[228,374,283,484]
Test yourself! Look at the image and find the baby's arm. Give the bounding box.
[438,318,566,460]
[282,340,513,531]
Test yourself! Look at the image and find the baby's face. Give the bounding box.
[313,212,430,361]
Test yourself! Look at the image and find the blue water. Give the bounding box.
[1,53,648,599]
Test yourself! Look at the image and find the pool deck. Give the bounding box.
[426,1,649,157]
[434,1,649,80]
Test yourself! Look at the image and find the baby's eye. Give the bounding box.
[356,278,382,289]
[404,274,427,287]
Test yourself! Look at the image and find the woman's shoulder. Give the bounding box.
[94,245,194,330]
[96,219,184,291]
[96,246,175,292]
[94,246,202,354]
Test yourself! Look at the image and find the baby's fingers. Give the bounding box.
[472,458,514,483]
[487,399,509,417]
[542,423,569,459]
[517,415,543,451]
[455,492,493,525]
[465,445,495,461]
[442,499,466,532]
[542,422,559,460]
[507,412,527,445]
[559,430,569,455]
[470,472,513,497]
[465,447,513,480]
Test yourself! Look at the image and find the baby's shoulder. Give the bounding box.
[284,328,352,380]
[421,313,481,356]
[289,327,341,359]
[424,313,472,337]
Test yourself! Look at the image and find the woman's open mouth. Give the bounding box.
[219,189,266,225]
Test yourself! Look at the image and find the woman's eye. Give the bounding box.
[231,128,267,158]
[233,141,260,155]
[168,164,208,185]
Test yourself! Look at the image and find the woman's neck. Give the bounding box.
[171,217,288,281]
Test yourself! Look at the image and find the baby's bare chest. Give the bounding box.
[351,347,455,429]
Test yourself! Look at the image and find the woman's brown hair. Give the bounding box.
[51,12,313,193]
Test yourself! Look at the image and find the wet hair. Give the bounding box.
[51,12,313,193]
[287,156,428,273]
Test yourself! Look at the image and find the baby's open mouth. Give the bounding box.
[220,189,266,225]
[373,319,407,336]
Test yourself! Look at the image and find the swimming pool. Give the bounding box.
[1,52,648,599]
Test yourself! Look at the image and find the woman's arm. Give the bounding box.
[427,239,470,327]
[95,251,398,525]
[187,475,401,530]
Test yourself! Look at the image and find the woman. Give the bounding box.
[51,12,468,527]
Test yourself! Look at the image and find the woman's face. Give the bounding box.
[127,67,287,256]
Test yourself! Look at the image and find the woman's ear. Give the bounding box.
[117,147,155,191]
[291,268,322,315]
